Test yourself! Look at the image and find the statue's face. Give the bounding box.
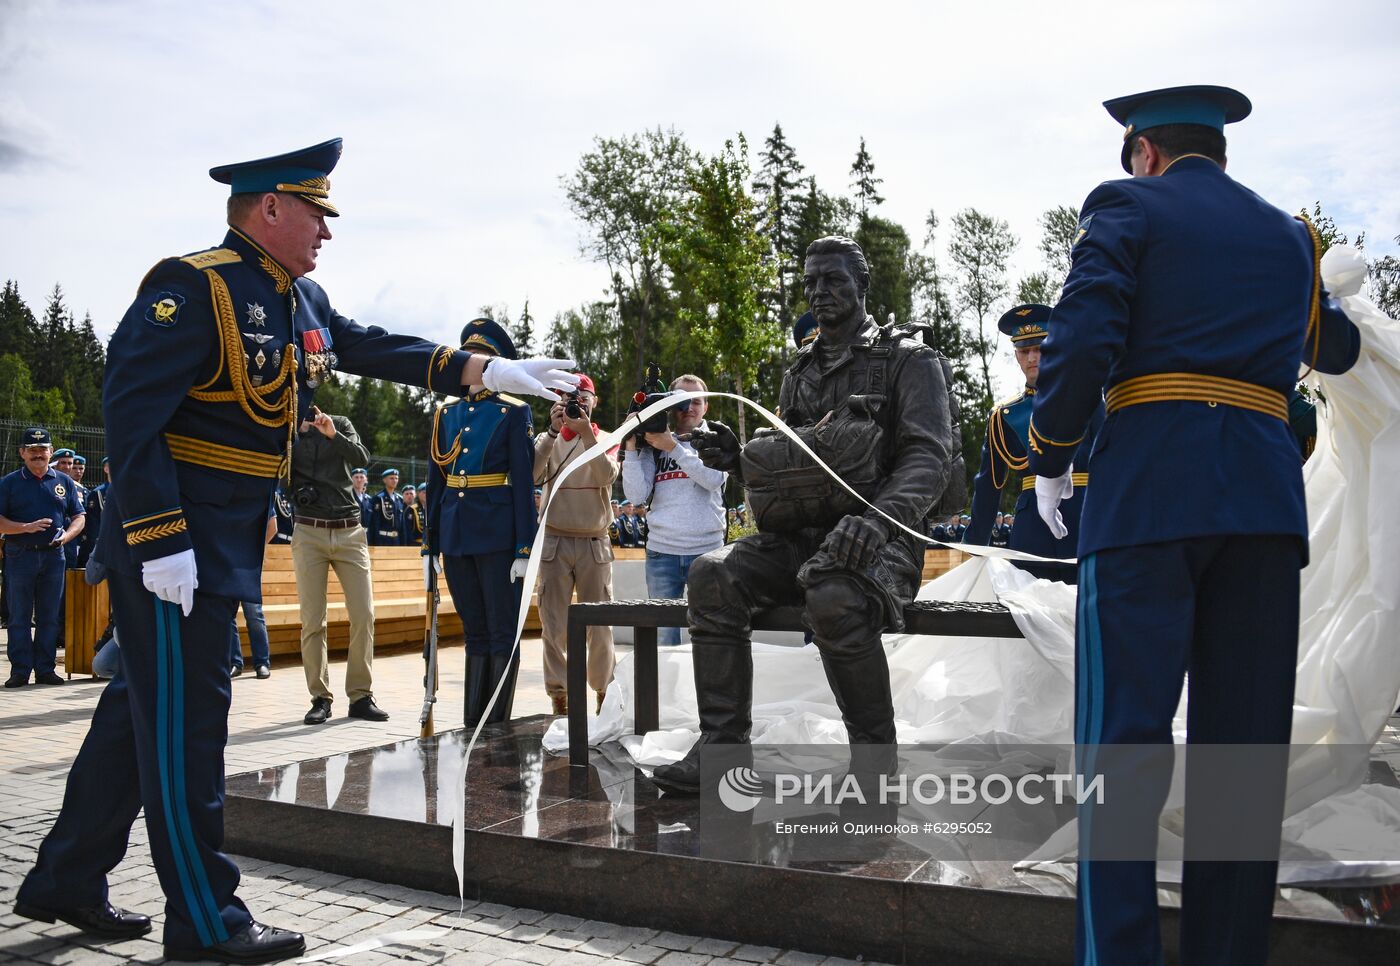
[802,252,863,327]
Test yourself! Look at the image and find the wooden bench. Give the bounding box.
[565,552,1018,767]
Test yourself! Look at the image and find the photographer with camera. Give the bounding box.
[288,407,388,725]
[533,373,619,715]
[622,374,728,645]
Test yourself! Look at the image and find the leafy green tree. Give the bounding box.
[854,215,913,326]
[1015,270,1058,307]
[657,136,776,439]
[1302,201,1364,254]
[1371,237,1400,319]
[753,123,806,331]
[0,281,40,367]
[849,137,884,221]
[563,128,695,385]
[948,208,1017,410]
[1037,205,1081,278]
[0,353,75,427]
[546,301,626,426]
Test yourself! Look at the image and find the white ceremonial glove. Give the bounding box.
[141,549,199,617]
[509,559,529,583]
[423,553,440,590]
[1035,470,1075,541]
[481,357,580,399]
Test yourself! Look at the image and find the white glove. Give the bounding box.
[509,559,529,583]
[1035,470,1075,540]
[481,357,580,399]
[141,549,198,617]
[423,553,440,590]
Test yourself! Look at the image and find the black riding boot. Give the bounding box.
[651,640,753,796]
[464,654,491,727]
[484,651,519,725]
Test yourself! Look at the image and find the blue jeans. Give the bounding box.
[644,549,701,645]
[4,546,65,677]
[228,600,270,668]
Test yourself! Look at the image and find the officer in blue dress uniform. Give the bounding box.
[77,456,111,567]
[351,467,372,528]
[427,318,537,726]
[615,500,640,548]
[1,428,84,686]
[50,449,86,569]
[967,304,1103,582]
[367,468,407,545]
[13,139,578,963]
[1027,87,1362,966]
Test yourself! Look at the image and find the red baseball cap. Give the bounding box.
[574,373,596,395]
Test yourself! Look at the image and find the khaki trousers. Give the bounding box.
[292,522,376,702]
[538,533,616,695]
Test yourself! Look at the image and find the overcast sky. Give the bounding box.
[2,0,1397,400]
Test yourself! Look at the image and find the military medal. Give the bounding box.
[247,302,267,327]
[302,326,337,388]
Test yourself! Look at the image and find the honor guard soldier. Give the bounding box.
[427,318,538,726]
[68,456,90,565]
[402,484,424,546]
[1027,87,1361,966]
[13,138,578,964]
[77,456,112,567]
[351,466,372,527]
[966,304,1103,581]
[1,428,85,686]
[367,468,407,545]
[615,501,640,548]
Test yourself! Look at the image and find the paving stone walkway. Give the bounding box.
[1,640,878,965]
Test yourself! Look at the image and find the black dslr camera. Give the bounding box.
[628,363,689,448]
[563,391,585,420]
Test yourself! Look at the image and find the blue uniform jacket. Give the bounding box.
[0,467,83,548]
[968,386,1103,559]
[77,481,108,565]
[367,490,407,546]
[96,228,472,600]
[1028,156,1360,559]
[426,391,536,558]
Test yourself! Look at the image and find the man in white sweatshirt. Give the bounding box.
[622,374,727,645]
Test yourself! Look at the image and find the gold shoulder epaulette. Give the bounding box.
[180,248,243,270]
[995,391,1026,411]
[497,393,528,407]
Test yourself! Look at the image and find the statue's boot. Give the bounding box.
[651,640,752,796]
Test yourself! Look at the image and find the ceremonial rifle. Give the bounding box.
[420,401,442,739]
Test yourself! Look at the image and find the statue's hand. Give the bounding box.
[684,420,741,473]
[820,514,889,571]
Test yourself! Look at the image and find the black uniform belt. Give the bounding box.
[445,472,509,488]
[295,516,359,530]
[1021,472,1090,493]
[4,542,61,554]
[164,433,287,478]
[1104,373,1288,422]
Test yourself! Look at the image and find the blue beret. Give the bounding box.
[209,138,343,216]
[418,482,428,490]
[459,317,517,360]
[73,455,86,465]
[1104,85,1250,173]
[101,455,110,465]
[351,467,367,475]
[52,448,76,459]
[998,304,1051,347]
[792,311,818,349]
[21,427,51,447]
[381,467,399,478]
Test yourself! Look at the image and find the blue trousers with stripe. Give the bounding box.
[1075,536,1300,966]
[19,571,251,949]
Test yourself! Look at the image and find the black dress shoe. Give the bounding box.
[14,899,152,938]
[4,673,28,688]
[230,664,243,678]
[348,695,389,721]
[165,920,305,964]
[35,671,65,686]
[303,697,332,725]
[255,664,271,679]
